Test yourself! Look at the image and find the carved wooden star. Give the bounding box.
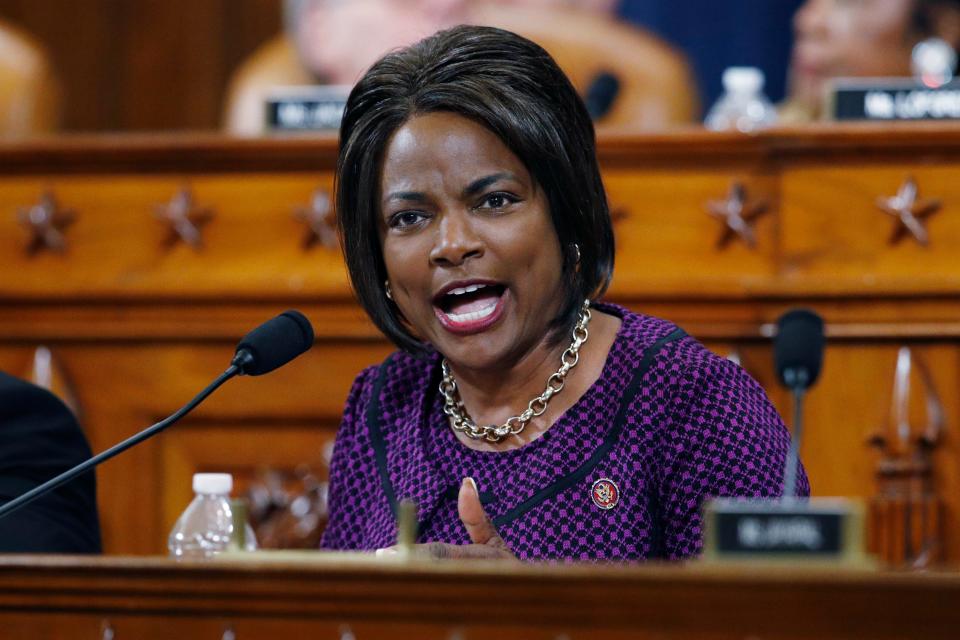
[707,182,769,250]
[294,188,339,251]
[17,191,76,256]
[876,177,941,246]
[154,186,214,250]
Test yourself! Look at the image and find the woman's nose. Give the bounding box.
[429,212,484,267]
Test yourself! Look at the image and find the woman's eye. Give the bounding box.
[478,192,518,210]
[389,211,427,229]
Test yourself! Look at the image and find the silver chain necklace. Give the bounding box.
[439,299,591,443]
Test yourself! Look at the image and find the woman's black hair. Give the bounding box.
[336,25,615,355]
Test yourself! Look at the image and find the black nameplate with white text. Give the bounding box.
[703,498,865,562]
[265,86,350,132]
[714,509,841,555]
[832,79,960,121]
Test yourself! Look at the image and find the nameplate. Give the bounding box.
[831,79,960,121]
[702,497,866,563]
[265,85,351,132]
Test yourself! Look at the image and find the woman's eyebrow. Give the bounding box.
[384,190,428,204]
[462,172,518,198]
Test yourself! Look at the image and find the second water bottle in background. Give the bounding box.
[705,67,778,133]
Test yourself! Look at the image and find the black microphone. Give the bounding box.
[584,71,620,120]
[0,310,314,520]
[773,308,825,499]
[775,309,824,391]
[232,310,314,376]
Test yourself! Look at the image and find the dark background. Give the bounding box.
[619,0,805,111]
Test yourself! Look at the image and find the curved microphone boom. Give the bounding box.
[0,311,314,520]
[774,308,825,499]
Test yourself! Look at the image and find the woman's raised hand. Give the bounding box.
[375,477,517,561]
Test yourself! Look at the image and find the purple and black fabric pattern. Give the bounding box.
[321,303,808,560]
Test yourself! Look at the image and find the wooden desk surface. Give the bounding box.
[0,554,957,639]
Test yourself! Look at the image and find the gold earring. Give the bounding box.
[385,279,393,301]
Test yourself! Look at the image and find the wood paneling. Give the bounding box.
[604,170,778,288]
[0,172,340,297]
[2,125,960,564]
[0,0,281,131]
[780,165,960,281]
[0,556,958,639]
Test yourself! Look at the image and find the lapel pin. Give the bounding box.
[591,478,620,510]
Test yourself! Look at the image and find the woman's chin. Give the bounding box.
[437,340,509,375]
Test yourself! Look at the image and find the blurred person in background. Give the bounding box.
[224,0,695,134]
[289,0,469,88]
[0,371,101,553]
[289,0,618,87]
[0,17,60,137]
[782,0,960,121]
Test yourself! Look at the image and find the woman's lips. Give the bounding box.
[434,288,506,336]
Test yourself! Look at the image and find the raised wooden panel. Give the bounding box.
[604,169,778,295]
[780,165,960,288]
[0,173,340,297]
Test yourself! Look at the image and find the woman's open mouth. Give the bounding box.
[433,281,507,335]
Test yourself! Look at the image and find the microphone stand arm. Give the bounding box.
[782,385,806,500]
[0,365,239,520]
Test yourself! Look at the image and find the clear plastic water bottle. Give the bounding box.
[705,67,778,132]
[168,473,256,559]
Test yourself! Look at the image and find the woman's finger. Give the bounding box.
[458,477,506,549]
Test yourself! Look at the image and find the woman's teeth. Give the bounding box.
[444,301,498,323]
[447,283,487,296]
[436,283,504,326]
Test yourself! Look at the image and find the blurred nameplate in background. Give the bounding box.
[266,85,350,133]
[831,79,960,121]
[703,497,867,564]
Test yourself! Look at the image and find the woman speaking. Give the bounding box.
[322,25,807,561]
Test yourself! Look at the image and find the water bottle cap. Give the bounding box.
[912,38,957,87]
[193,473,232,495]
[723,67,764,93]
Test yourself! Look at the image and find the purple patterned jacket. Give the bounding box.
[321,303,808,560]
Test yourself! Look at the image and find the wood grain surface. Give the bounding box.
[0,555,957,639]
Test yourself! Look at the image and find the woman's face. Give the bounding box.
[378,112,565,373]
[789,0,917,111]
